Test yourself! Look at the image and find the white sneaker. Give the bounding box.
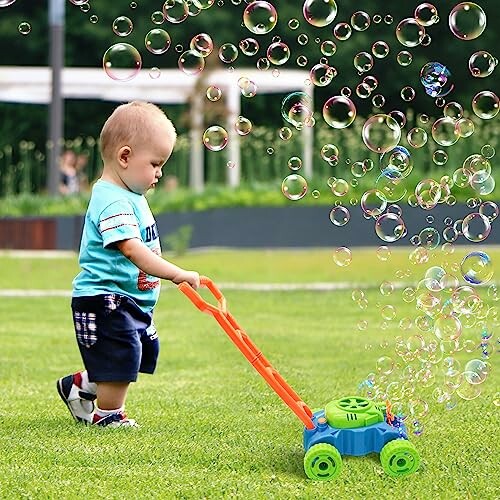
[92,411,138,428]
[57,372,96,424]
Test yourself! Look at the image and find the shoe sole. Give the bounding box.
[56,378,88,425]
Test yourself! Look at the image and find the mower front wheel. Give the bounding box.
[304,443,342,481]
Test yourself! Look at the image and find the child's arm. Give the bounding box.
[116,238,200,289]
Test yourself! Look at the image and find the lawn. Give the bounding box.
[0,248,498,499]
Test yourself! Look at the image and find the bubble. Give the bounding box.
[380,281,394,296]
[357,320,368,331]
[243,1,277,34]
[239,37,259,56]
[320,40,337,56]
[285,156,301,172]
[468,51,496,78]
[353,51,374,73]
[431,117,460,147]
[400,86,416,102]
[420,62,453,98]
[388,110,406,128]
[163,0,189,23]
[18,22,31,35]
[479,201,499,221]
[190,33,214,57]
[456,376,481,400]
[396,18,425,47]
[415,178,441,210]
[462,212,491,242]
[464,359,489,384]
[362,114,401,153]
[0,0,17,6]
[433,150,448,165]
[80,3,90,12]
[239,78,258,98]
[322,96,356,129]
[331,178,349,197]
[302,0,338,27]
[414,3,439,26]
[351,10,370,31]
[461,251,493,285]
[397,50,413,66]
[375,213,406,243]
[311,190,320,199]
[333,246,352,267]
[455,117,474,138]
[219,43,238,64]
[178,50,205,75]
[112,16,133,37]
[356,83,372,99]
[288,18,300,30]
[281,174,307,201]
[151,10,165,24]
[309,63,335,87]
[333,22,352,41]
[281,92,313,128]
[279,127,292,141]
[443,101,464,120]
[103,43,142,82]
[372,94,386,108]
[472,91,499,120]
[329,206,350,226]
[363,75,378,91]
[145,29,171,54]
[376,356,394,375]
[320,143,339,163]
[206,85,222,101]
[89,15,99,24]
[434,314,462,341]
[234,116,252,136]
[372,40,390,59]
[449,2,486,40]
[359,189,386,218]
[202,125,228,151]
[256,57,270,71]
[266,41,290,65]
[481,144,495,159]
[149,67,161,79]
[407,127,428,148]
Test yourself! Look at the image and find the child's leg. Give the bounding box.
[96,381,129,410]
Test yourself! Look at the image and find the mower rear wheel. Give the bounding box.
[304,443,342,481]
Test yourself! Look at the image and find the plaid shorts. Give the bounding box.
[71,294,159,383]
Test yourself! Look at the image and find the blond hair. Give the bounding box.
[99,101,177,162]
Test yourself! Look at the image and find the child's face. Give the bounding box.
[119,127,174,194]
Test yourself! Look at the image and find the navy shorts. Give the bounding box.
[71,294,160,383]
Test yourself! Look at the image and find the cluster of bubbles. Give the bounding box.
[355,243,496,434]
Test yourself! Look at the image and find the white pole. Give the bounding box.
[226,83,241,187]
[189,91,204,192]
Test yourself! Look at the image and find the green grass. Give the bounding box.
[0,249,498,498]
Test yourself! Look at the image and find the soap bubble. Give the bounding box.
[461,251,493,285]
[481,144,495,159]
[351,10,370,31]
[219,43,238,63]
[329,206,350,226]
[434,314,462,341]
[407,127,428,148]
[309,64,335,87]
[414,3,439,26]
[361,189,387,217]
[456,117,475,137]
[178,50,205,75]
[353,51,374,73]
[449,2,486,40]
[320,40,337,56]
[396,18,426,47]
[331,178,349,196]
[472,91,499,120]
[333,22,352,40]
[151,10,165,24]
[443,101,464,120]
[419,227,440,249]
[456,376,481,400]
[163,0,189,23]
[401,86,416,102]
[303,0,338,27]
[375,213,406,243]
[397,50,413,66]
[468,51,496,77]
[464,359,489,384]
[320,143,339,163]
[239,37,259,56]
[243,1,277,34]
[322,96,356,129]
[206,85,222,101]
[420,61,453,97]
[190,33,214,57]
[0,0,17,6]
[149,67,161,79]
[281,174,308,200]
[372,40,390,58]
[145,29,171,54]
[18,22,31,35]
[112,16,133,37]
[431,117,460,146]
[362,114,401,153]
[479,201,499,221]
[376,356,394,375]
[267,41,290,65]
[462,212,491,242]
[234,116,252,136]
[103,43,142,81]
[281,92,313,128]
[333,246,352,267]
[202,125,228,151]
[415,179,441,210]
[432,150,448,165]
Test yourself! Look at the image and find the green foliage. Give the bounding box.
[162,224,193,256]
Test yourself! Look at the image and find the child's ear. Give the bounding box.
[117,146,132,168]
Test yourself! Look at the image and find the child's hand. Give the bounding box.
[172,270,200,290]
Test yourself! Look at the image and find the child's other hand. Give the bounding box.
[172,270,200,290]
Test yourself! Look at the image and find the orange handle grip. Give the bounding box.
[178,275,227,314]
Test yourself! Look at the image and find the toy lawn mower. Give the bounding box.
[178,277,420,480]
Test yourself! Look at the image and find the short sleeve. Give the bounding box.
[98,199,142,248]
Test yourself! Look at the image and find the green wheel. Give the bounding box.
[380,439,420,478]
[304,443,342,481]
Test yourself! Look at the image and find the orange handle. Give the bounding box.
[178,276,315,430]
